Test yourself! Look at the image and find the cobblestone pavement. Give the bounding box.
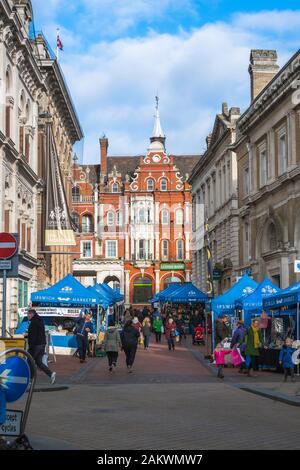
[14,336,300,450]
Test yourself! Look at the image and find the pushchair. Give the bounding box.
[194,326,205,345]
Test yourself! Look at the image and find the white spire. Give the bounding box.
[152,95,165,139]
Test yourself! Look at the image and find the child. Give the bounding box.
[214,343,232,379]
[279,338,300,382]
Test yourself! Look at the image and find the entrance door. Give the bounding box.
[133,277,153,303]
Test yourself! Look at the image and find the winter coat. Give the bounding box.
[230,326,246,350]
[279,346,297,369]
[245,326,264,356]
[215,320,230,344]
[153,318,163,333]
[132,320,142,332]
[121,326,140,349]
[214,349,232,365]
[165,321,176,340]
[28,314,47,348]
[74,318,94,338]
[142,323,151,337]
[103,327,122,352]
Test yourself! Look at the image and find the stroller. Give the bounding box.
[194,325,205,345]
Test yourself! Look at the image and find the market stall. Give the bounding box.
[16,275,105,355]
[211,275,258,349]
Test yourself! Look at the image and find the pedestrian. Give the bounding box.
[27,309,56,384]
[230,320,247,373]
[142,317,152,349]
[245,319,264,377]
[103,319,122,372]
[121,320,140,372]
[74,312,94,363]
[153,315,163,343]
[189,311,200,344]
[215,315,230,345]
[279,338,300,382]
[176,313,186,343]
[213,343,232,379]
[165,317,177,351]
[123,309,132,325]
[132,316,142,332]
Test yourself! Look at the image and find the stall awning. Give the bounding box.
[100,283,124,303]
[212,275,258,316]
[235,278,281,312]
[163,282,208,303]
[263,280,300,309]
[31,274,101,307]
[152,283,182,302]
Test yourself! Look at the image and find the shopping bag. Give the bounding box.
[231,348,244,367]
[161,326,164,334]
[139,334,144,346]
[175,335,180,343]
[42,354,49,367]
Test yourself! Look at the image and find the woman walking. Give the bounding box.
[121,320,140,372]
[103,320,122,372]
[153,315,163,343]
[165,317,177,351]
[245,319,264,377]
[142,317,152,349]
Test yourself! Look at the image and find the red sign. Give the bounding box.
[0,233,17,260]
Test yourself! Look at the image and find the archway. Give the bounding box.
[133,276,153,304]
[104,275,120,290]
[163,275,182,289]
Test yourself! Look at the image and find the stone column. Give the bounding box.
[155,269,160,293]
[125,270,130,306]
[267,128,275,181]
[280,254,290,289]
[287,110,297,167]
[185,270,191,282]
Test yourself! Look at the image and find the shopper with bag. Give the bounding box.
[74,312,94,364]
[142,317,152,349]
[121,320,140,372]
[103,319,122,372]
[27,309,56,384]
[153,315,163,343]
[245,319,264,377]
[165,317,177,351]
[230,320,247,373]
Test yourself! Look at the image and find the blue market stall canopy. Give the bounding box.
[163,282,208,303]
[235,278,281,312]
[31,274,101,307]
[87,285,114,310]
[263,280,300,310]
[152,283,182,302]
[100,283,124,303]
[212,275,258,316]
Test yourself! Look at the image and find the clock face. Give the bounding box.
[152,155,161,163]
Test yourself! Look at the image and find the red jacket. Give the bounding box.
[165,321,176,340]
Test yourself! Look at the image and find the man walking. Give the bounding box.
[74,312,93,363]
[27,309,56,384]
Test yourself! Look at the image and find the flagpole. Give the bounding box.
[56,28,59,62]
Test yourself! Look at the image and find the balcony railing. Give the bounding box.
[72,195,95,203]
[132,253,153,262]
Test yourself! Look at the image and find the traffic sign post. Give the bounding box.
[0,348,36,444]
[0,233,18,338]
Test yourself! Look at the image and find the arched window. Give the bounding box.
[82,214,93,233]
[160,178,168,191]
[72,213,80,232]
[162,240,169,259]
[147,178,154,191]
[176,240,184,260]
[164,276,182,288]
[133,277,153,304]
[139,208,146,223]
[175,209,184,225]
[268,224,277,251]
[112,183,119,193]
[72,186,80,202]
[5,67,12,138]
[107,211,115,226]
[161,209,169,225]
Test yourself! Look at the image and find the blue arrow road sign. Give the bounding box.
[0,356,30,403]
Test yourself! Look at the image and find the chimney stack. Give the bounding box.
[100,135,108,175]
[249,50,279,102]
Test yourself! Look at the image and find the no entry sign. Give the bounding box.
[0,233,17,260]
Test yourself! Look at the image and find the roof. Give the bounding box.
[212,275,259,316]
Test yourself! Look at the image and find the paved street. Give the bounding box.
[13,336,300,450]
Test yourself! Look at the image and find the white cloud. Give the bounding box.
[30,3,300,162]
[233,10,300,33]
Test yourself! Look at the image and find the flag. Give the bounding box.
[204,217,214,296]
[57,35,63,51]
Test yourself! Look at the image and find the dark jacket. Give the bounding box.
[121,326,140,348]
[28,314,46,348]
[74,318,94,337]
[215,319,230,344]
[230,326,246,350]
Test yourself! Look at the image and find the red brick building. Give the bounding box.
[72,102,199,307]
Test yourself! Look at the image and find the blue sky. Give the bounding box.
[31,0,300,163]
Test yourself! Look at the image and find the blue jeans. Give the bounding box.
[168,337,175,350]
[144,335,150,348]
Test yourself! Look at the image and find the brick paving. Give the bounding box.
[12,334,300,450]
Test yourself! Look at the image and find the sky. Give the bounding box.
[31,0,300,163]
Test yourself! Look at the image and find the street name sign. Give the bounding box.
[0,233,17,260]
[0,410,22,436]
[0,356,30,402]
[0,260,11,270]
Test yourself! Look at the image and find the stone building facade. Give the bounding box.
[0,0,82,331]
[235,49,300,288]
[72,104,199,307]
[189,103,240,294]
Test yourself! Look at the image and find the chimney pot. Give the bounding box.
[249,49,279,102]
